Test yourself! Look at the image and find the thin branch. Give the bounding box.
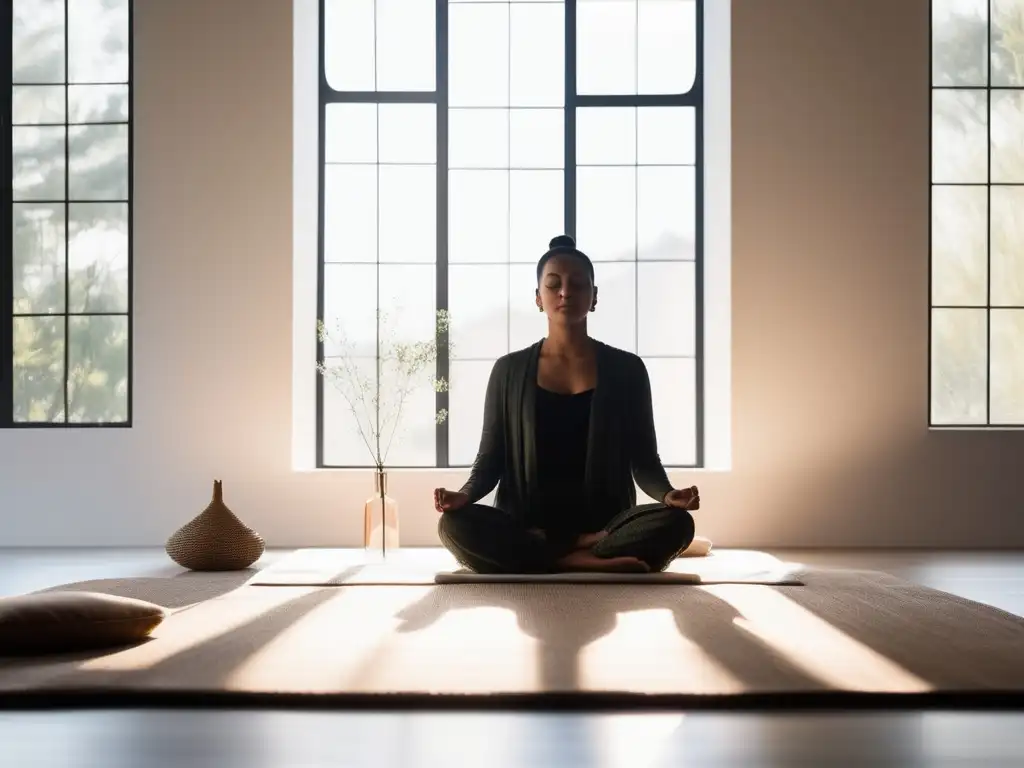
[317,310,452,468]
[319,365,378,461]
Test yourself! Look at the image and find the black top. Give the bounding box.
[530,384,594,532]
[458,339,676,535]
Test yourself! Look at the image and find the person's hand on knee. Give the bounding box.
[664,486,699,511]
[434,488,469,514]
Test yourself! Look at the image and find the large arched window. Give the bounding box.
[3,0,133,427]
[316,0,705,468]
[931,0,1024,426]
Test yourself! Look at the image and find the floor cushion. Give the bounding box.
[0,591,167,655]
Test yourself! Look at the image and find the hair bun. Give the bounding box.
[549,234,576,250]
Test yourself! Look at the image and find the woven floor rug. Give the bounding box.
[2,562,1024,710]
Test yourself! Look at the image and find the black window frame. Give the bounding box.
[316,0,704,468]
[929,1,1024,428]
[2,0,134,429]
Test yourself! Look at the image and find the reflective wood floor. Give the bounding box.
[2,547,1023,768]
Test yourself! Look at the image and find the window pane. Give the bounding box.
[644,357,696,466]
[991,310,1024,423]
[991,90,1024,183]
[323,264,379,357]
[13,0,65,84]
[577,0,636,95]
[324,165,378,264]
[12,86,65,125]
[323,264,437,357]
[931,185,987,306]
[992,0,1024,86]
[449,170,509,264]
[13,126,66,201]
[931,308,988,424]
[68,0,129,83]
[13,204,66,315]
[509,264,546,350]
[67,315,128,423]
[68,84,129,123]
[69,124,129,200]
[69,209,125,319]
[324,0,375,91]
[449,360,497,466]
[325,104,377,164]
[932,0,988,86]
[449,4,509,108]
[637,166,695,261]
[68,202,128,313]
[510,170,563,263]
[378,354,438,467]
[378,165,436,263]
[448,265,509,360]
[510,3,564,107]
[637,107,695,165]
[449,109,509,169]
[509,109,563,169]
[576,167,635,261]
[932,89,988,183]
[589,261,636,353]
[378,104,436,164]
[992,185,1024,306]
[638,0,696,94]
[638,262,695,357]
[377,264,437,347]
[375,0,435,91]
[577,107,636,166]
[13,316,65,423]
[322,356,378,465]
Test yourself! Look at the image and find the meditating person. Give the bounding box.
[433,234,703,574]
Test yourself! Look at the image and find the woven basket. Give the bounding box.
[165,480,265,571]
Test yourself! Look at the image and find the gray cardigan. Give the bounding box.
[458,339,677,532]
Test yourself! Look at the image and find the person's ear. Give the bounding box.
[591,286,598,312]
[535,288,543,312]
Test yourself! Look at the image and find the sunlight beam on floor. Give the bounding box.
[579,608,744,694]
[703,584,933,693]
[350,602,541,693]
[78,587,322,672]
[225,586,431,692]
[599,713,686,768]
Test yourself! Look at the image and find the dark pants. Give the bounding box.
[437,502,696,574]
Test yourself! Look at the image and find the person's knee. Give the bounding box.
[437,504,488,550]
[437,507,468,547]
[646,507,695,554]
[666,509,696,551]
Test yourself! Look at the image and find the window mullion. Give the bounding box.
[693,0,705,468]
[435,0,449,468]
[565,0,577,237]
[1,2,13,428]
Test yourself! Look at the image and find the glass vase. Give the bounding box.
[364,469,400,557]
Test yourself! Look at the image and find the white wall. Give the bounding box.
[3,0,1023,549]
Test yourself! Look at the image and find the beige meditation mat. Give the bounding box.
[249,547,805,586]
[3,566,1024,709]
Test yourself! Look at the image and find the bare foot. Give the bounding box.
[677,535,713,558]
[555,549,650,573]
[574,531,608,549]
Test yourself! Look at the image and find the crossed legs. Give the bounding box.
[438,502,696,574]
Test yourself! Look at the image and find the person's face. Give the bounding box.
[535,254,597,324]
